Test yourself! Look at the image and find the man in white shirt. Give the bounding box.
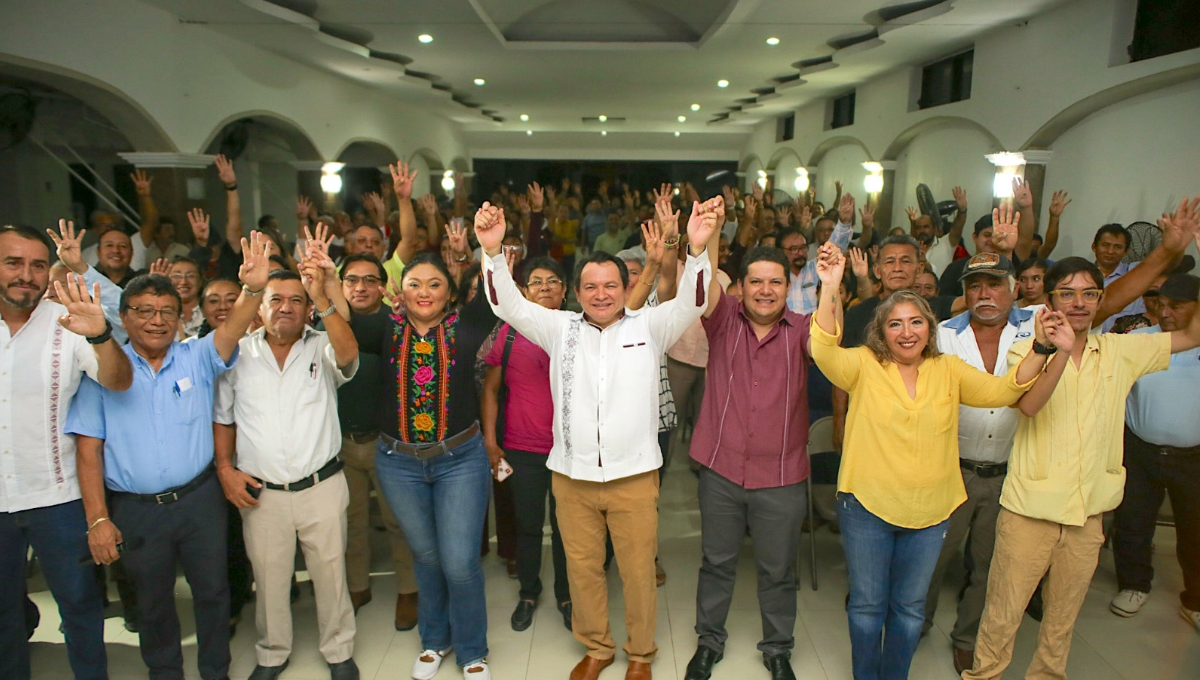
[81,210,148,272]
[213,262,360,680]
[475,197,719,680]
[0,224,133,680]
[909,186,968,276]
[921,253,1036,675]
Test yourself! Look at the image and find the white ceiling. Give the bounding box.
[142,0,1072,153]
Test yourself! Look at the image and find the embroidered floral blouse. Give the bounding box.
[379,287,496,444]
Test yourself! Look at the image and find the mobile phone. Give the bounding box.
[246,482,262,499]
[496,458,514,482]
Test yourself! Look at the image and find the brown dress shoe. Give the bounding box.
[625,660,652,680]
[350,589,372,613]
[953,647,974,674]
[569,655,614,680]
[395,592,418,631]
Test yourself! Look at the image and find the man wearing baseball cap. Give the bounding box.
[1110,273,1200,632]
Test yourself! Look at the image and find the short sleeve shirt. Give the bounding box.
[484,324,555,454]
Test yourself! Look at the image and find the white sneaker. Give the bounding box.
[1182,604,1200,632]
[412,649,452,680]
[1110,589,1149,617]
[463,660,490,679]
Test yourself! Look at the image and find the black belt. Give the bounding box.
[345,430,380,445]
[1126,427,1200,456]
[260,457,344,492]
[379,422,480,460]
[960,459,1008,479]
[117,465,215,505]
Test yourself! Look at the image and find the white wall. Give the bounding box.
[815,144,870,209]
[891,125,999,228]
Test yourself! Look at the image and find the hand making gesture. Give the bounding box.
[53,274,109,340]
[47,219,87,275]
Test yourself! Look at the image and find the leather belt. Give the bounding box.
[260,457,344,492]
[117,465,215,505]
[345,430,380,445]
[379,422,480,460]
[960,459,1008,479]
[1126,428,1200,456]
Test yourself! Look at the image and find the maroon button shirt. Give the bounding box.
[690,293,812,489]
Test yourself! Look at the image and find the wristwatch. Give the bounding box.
[1031,340,1057,356]
[86,320,114,345]
[242,284,264,297]
[315,304,338,320]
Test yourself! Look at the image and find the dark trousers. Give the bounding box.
[227,498,254,617]
[507,449,570,604]
[111,474,231,680]
[0,499,107,680]
[1113,430,1200,610]
[695,466,806,658]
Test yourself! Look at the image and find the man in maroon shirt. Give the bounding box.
[683,243,812,680]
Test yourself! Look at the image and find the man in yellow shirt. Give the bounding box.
[967,197,1200,680]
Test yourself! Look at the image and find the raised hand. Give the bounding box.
[839,192,855,224]
[953,186,968,212]
[751,182,764,203]
[238,231,271,292]
[515,193,530,216]
[474,202,506,255]
[722,185,735,210]
[1048,189,1072,217]
[298,256,327,303]
[389,161,418,200]
[362,191,385,221]
[445,218,470,256]
[799,204,813,231]
[834,180,843,197]
[642,220,665,267]
[743,194,758,223]
[305,239,339,289]
[906,206,919,223]
[303,223,334,256]
[528,182,544,212]
[816,241,846,286]
[685,198,721,255]
[296,195,313,222]
[545,185,557,207]
[46,219,87,274]
[1012,176,1033,209]
[214,154,237,187]
[131,169,153,196]
[1159,195,1200,253]
[418,193,437,218]
[859,202,876,229]
[187,208,211,244]
[654,190,680,239]
[1035,308,1074,352]
[148,258,171,277]
[991,202,1020,252]
[53,274,108,338]
[777,204,793,227]
[849,247,869,279]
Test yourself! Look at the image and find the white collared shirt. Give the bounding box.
[214,327,358,484]
[937,305,1041,464]
[0,301,100,512]
[482,250,711,482]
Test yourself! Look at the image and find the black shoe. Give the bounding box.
[329,658,359,680]
[558,601,573,632]
[683,646,723,680]
[763,654,796,680]
[123,616,139,634]
[248,659,289,680]
[511,599,537,632]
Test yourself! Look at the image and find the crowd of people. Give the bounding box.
[1,155,1198,680]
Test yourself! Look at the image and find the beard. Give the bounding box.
[791,255,807,270]
[2,281,44,309]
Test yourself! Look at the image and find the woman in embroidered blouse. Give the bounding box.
[374,219,498,680]
[808,242,1069,680]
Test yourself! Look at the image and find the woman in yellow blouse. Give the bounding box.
[809,242,1069,680]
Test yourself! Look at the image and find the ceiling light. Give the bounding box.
[473,78,485,86]
[526,130,533,136]
[441,174,456,192]
[766,37,780,46]
[519,114,529,121]
[677,115,687,122]
[418,34,433,44]
[861,161,883,173]
[601,130,607,136]
[864,174,884,194]
[598,115,607,122]
[674,131,680,137]
[717,79,729,88]
[794,168,809,193]
[320,163,344,194]
[690,103,700,111]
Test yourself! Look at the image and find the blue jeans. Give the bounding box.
[838,493,948,680]
[0,500,107,680]
[376,434,490,667]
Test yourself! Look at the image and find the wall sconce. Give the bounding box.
[320,162,345,194]
[986,152,1027,199]
[793,168,809,193]
[756,169,768,190]
[861,161,883,194]
[441,169,456,193]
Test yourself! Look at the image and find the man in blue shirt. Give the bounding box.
[1111,273,1200,632]
[66,232,271,680]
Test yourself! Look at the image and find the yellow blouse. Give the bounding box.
[810,317,1036,529]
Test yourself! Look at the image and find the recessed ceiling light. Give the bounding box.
[519,114,529,121]
[674,131,681,137]
[526,130,532,136]
[717,79,729,88]
[766,37,780,46]
[418,34,433,44]
[690,103,700,111]
[474,78,486,86]
[677,115,687,122]
[598,115,608,122]
[601,130,607,136]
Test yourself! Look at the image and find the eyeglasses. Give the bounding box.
[1049,288,1102,304]
[125,305,180,321]
[169,272,199,282]
[782,246,806,254]
[527,278,563,289]
[344,275,382,287]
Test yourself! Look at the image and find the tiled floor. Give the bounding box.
[27,453,1200,680]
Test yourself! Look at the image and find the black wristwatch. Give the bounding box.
[1031,339,1057,356]
[86,320,114,345]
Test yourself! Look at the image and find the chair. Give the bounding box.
[796,416,835,591]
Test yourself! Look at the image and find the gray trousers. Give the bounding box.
[695,467,806,658]
[922,464,1005,650]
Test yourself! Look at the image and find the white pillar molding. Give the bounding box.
[118,152,214,169]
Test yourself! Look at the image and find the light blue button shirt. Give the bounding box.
[786,221,853,314]
[82,265,129,345]
[1125,325,1200,447]
[64,334,237,494]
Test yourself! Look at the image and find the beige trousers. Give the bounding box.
[964,509,1104,680]
[241,471,356,666]
[553,470,660,663]
[340,436,416,594]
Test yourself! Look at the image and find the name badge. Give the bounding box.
[173,377,193,398]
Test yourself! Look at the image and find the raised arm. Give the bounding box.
[643,198,717,348]
[48,219,127,345]
[390,162,420,265]
[214,155,243,255]
[475,202,565,349]
[626,220,663,311]
[857,202,876,251]
[655,186,681,303]
[52,274,133,391]
[1012,178,1037,262]
[849,247,875,302]
[212,230,269,360]
[299,244,357,369]
[131,169,158,248]
[831,192,856,251]
[947,186,968,249]
[1041,189,1070,258]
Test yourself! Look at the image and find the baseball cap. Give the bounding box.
[958,252,1015,282]
[1156,273,1200,302]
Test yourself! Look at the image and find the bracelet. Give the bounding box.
[242,284,264,297]
[455,254,469,263]
[663,236,680,249]
[224,183,237,191]
[1031,340,1058,356]
[87,517,110,534]
[86,321,113,345]
[315,304,337,319]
